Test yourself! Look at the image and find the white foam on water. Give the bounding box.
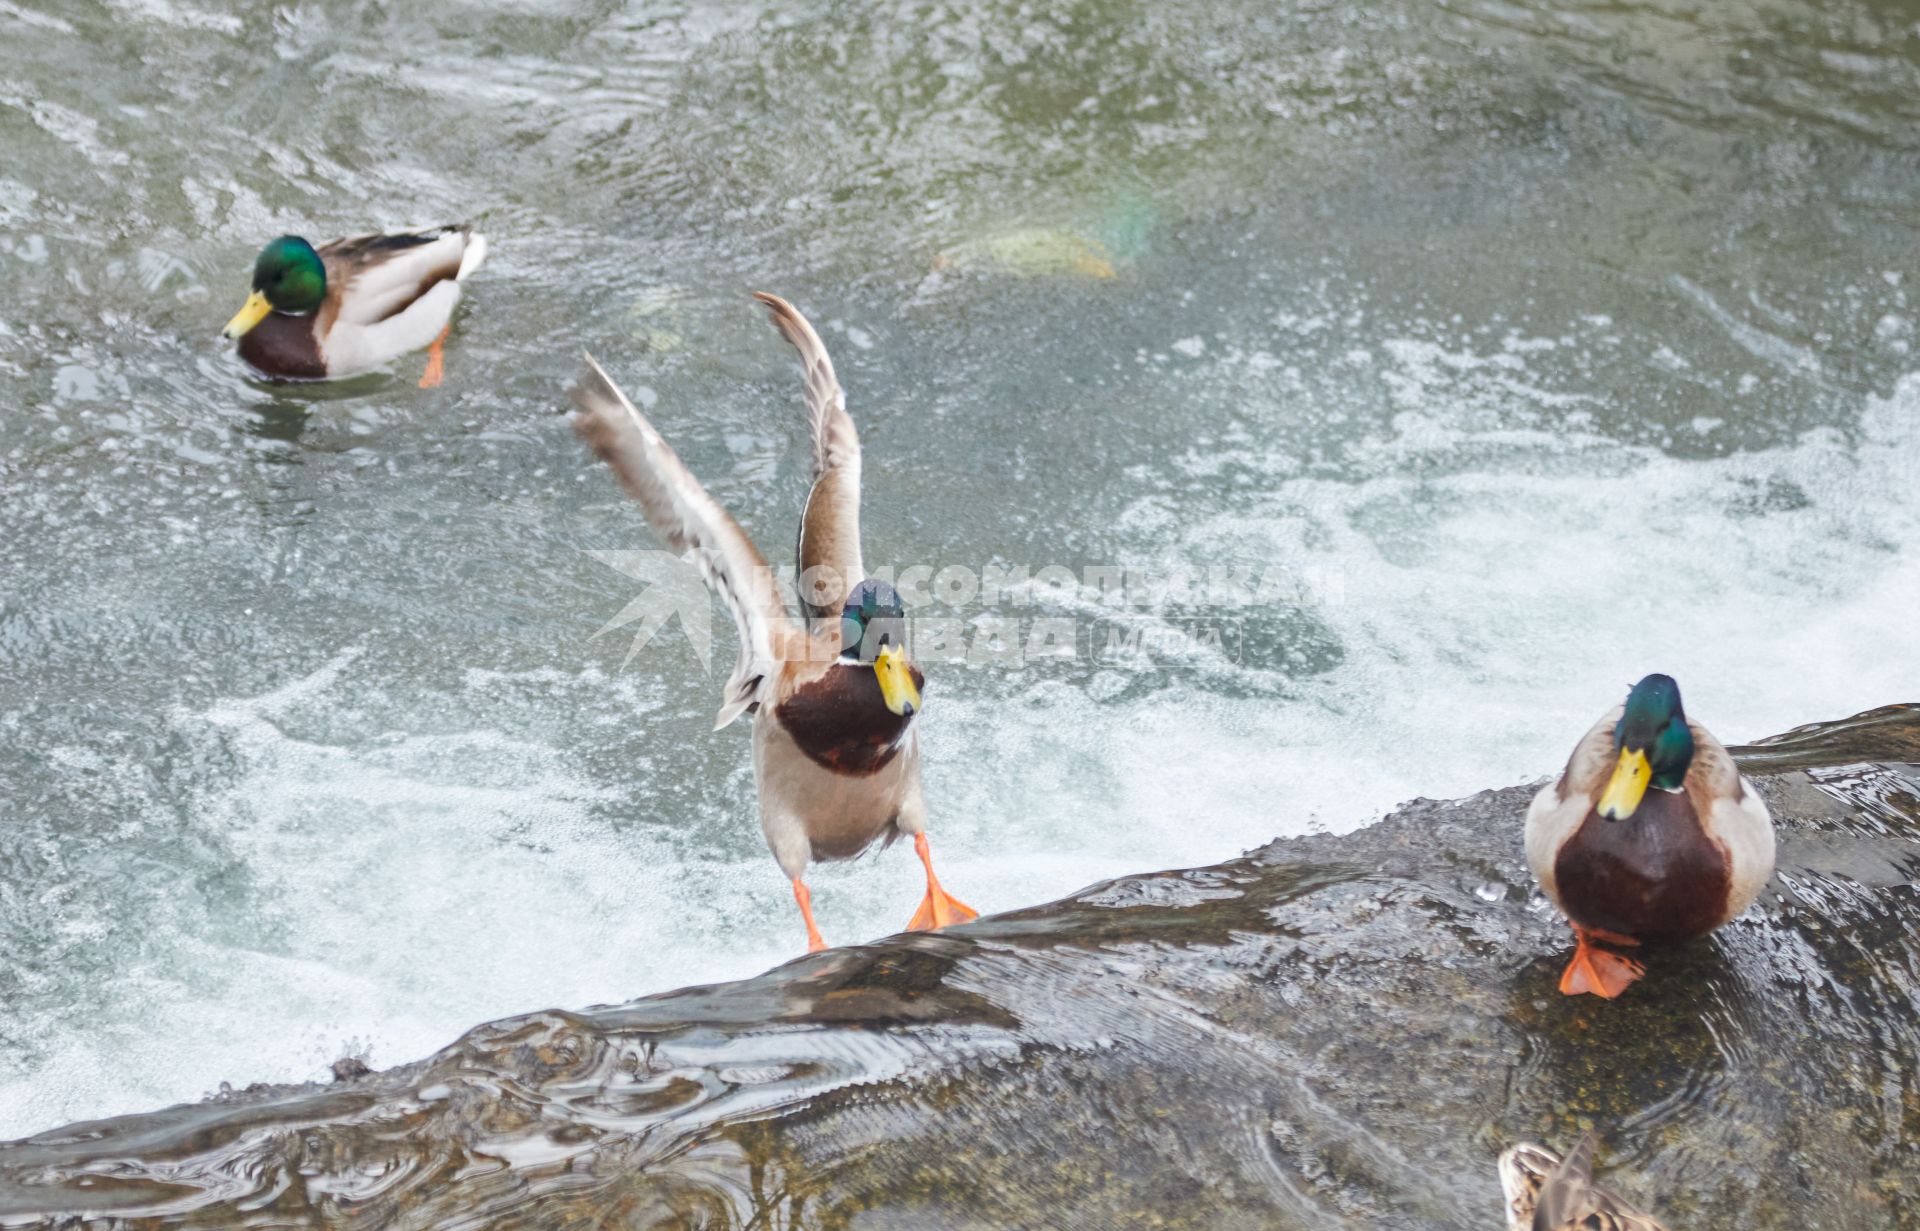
[0,653,804,1139]
[4,353,1916,1139]
[913,366,1920,921]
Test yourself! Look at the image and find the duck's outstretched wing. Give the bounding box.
[753,292,864,620]
[753,291,859,476]
[571,352,800,728]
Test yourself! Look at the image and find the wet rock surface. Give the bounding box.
[2,705,1916,1229]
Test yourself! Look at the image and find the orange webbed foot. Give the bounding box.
[418,326,450,388]
[906,833,978,932]
[907,884,979,932]
[792,878,828,953]
[1558,938,1647,998]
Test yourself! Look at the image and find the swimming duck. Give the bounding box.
[568,292,977,952]
[1525,674,1775,998]
[221,226,488,386]
[1498,1133,1667,1230]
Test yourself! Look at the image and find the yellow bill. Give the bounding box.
[222,290,273,339]
[873,646,921,717]
[1597,748,1651,820]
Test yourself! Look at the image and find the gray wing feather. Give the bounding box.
[1531,1132,1597,1229]
[570,352,797,728]
[752,291,860,476]
[753,293,865,618]
[1503,1133,1666,1231]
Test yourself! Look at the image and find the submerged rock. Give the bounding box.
[1,705,1916,1228]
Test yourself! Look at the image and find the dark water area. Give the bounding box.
[1,704,1916,1227]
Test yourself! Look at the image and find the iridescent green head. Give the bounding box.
[222,236,325,338]
[1598,673,1695,820]
[839,578,919,717]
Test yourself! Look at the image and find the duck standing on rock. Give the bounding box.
[221,225,487,386]
[569,292,977,953]
[1525,673,1775,998]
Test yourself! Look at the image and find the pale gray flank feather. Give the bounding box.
[319,226,479,327]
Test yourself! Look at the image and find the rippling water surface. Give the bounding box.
[2,708,1915,1226]
[1,0,1917,1137]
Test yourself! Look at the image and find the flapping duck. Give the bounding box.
[570,293,976,952]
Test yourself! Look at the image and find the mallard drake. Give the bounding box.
[568,292,977,953]
[1525,674,1775,998]
[221,226,487,386]
[1498,1133,1667,1230]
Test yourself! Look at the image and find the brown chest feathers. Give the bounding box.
[1554,789,1731,941]
[775,661,924,775]
[239,312,327,380]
